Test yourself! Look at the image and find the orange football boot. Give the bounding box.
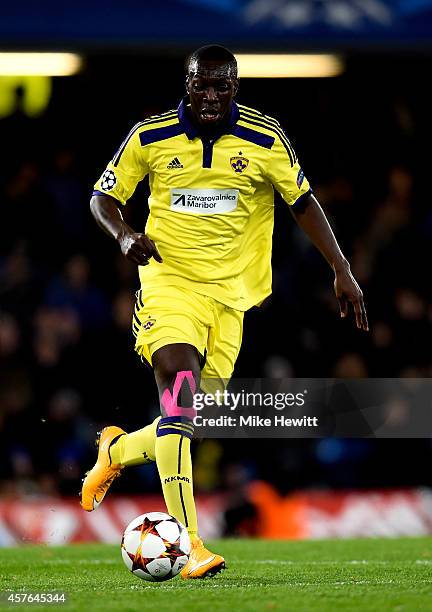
[181,537,225,579]
[80,426,125,511]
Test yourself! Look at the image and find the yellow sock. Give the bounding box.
[110,417,160,467]
[155,417,198,542]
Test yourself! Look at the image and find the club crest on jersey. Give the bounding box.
[142,317,156,330]
[230,155,249,174]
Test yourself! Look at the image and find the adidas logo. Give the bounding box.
[167,157,184,169]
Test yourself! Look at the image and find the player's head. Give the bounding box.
[185,45,239,127]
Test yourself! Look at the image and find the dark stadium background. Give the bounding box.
[1,1,432,538]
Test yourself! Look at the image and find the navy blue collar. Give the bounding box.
[178,96,240,140]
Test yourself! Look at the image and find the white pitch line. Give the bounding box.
[41,559,118,565]
[43,578,432,592]
[40,558,432,567]
[244,559,432,566]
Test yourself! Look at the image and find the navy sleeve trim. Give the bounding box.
[290,188,313,211]
[91,190,123,204]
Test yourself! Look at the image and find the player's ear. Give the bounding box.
[185,76,191,95]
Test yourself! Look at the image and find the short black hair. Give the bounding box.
[186,44,238,78]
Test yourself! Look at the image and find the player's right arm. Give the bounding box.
[90,125,162,266]
[90,194,162,265]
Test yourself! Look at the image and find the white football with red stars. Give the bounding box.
[121,512,190,582]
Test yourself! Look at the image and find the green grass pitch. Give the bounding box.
[1,538,432,611]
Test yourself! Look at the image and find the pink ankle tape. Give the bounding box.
[161,370,197,419]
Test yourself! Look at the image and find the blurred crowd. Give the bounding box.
[0,55,431,510]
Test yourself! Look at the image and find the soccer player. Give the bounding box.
[81,45,368,578]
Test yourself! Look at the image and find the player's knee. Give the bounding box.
[159,369,198,419]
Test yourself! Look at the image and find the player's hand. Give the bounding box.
[334,264,368,331]
[118,231,163,266]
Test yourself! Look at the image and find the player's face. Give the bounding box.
[187,61,238,127]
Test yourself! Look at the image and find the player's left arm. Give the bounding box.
[291,193,368,331]
[265,130,368,331]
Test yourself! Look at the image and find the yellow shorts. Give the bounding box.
[132,284,244,384]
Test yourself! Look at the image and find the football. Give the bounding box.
[121,512,191,581]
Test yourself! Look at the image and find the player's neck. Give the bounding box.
[188,108,231,140]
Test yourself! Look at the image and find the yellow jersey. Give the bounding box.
[93,99,311,311]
